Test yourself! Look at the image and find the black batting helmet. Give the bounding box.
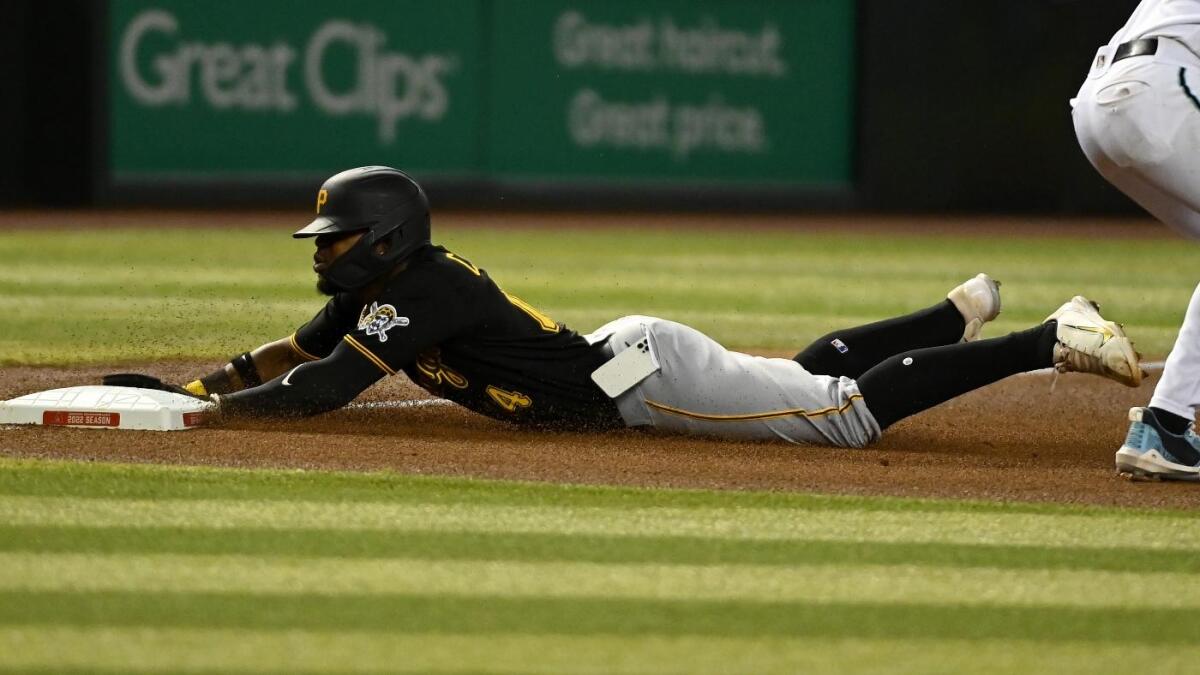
[293,166,431,289]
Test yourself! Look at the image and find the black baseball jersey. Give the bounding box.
[291,245,622,429]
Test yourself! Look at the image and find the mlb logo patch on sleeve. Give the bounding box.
[831,338,849,354]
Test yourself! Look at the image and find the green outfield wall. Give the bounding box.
[105,0,855,193]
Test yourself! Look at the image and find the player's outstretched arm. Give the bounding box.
[183,337,313,397]
[213,339,385,417]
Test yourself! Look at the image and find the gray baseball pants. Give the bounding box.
[588,315,882,448]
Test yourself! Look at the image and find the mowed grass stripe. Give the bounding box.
[7,525,1198,573]
[4,496,1199,550]
[5,226,1199,359]
[5,629,1200,675]
[4,591,1198,643]
[5,552,1200,609]
[3,458,1195,518]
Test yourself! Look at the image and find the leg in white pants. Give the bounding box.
[1073,39,1200,419]
[1151,283,1200,419]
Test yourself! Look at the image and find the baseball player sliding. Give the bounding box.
[117,166,1143,448]
[1072,0,1200,480]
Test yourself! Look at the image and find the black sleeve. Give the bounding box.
[291,293,359,361]
[217,340,385,417]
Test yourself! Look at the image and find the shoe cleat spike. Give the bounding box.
[1119,467,1161,482]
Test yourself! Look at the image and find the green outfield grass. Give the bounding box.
[1,458,1198,674]
[1,225,1198,364]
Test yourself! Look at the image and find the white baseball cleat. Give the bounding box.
[1044,296,1143,387]
[947,273,1002,342]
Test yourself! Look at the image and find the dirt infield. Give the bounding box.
[2,361,1197,510]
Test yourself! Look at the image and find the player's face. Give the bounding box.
[313,231,365,272]
[312,230,365,295]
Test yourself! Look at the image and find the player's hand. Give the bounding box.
[101,373,208,399]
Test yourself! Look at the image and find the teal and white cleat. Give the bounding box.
[1115,407,1200,481]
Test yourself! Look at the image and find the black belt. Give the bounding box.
[1113,38,1159,64]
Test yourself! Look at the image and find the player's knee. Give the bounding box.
[794,332,849,373]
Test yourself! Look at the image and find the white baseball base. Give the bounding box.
[0,386,215,431]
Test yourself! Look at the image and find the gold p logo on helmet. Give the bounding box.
[316,189,328,214]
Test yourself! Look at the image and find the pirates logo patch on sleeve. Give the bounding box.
[357,302,410,342]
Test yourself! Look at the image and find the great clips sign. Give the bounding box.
[107,1,481,179]
[106,0,855,192]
